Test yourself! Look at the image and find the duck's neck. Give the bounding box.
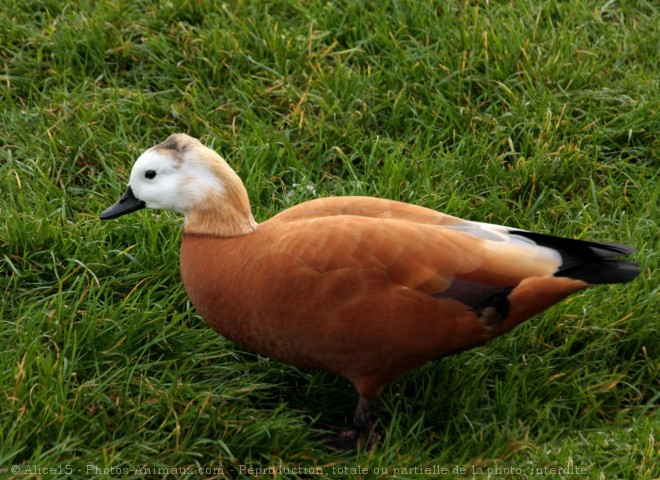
[183,183,258,238]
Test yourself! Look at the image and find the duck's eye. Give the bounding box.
[145,170,157,179]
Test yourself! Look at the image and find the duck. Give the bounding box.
[100,133,640,447]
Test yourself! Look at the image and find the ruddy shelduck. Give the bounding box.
[101,134,640,446]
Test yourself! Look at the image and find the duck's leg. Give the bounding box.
[317,395,381,450]
[353,395,381,448]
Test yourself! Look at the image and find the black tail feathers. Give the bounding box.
[511,231,641,285]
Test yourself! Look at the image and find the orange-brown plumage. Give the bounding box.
[179,209,588,397]
[101,134,640,445]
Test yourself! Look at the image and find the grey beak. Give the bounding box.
[100,186,146,220]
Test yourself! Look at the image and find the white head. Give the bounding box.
[101,134,257,237]
[127,135,225,214]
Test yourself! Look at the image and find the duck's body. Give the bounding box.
[101,134,640,445]
[180,196,595,399]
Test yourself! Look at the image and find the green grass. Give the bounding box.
[1,0,658,478]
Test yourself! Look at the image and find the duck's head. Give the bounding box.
[100,133,257,237]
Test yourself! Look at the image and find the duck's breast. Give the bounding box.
[180,228,334,368]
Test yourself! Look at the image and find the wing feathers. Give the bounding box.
[277,216,563,297]
[271,206,638,307]
[510,231,641,284]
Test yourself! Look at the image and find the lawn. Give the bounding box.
[1,0,658,478]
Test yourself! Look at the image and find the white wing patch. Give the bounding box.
[446,220,563,265]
